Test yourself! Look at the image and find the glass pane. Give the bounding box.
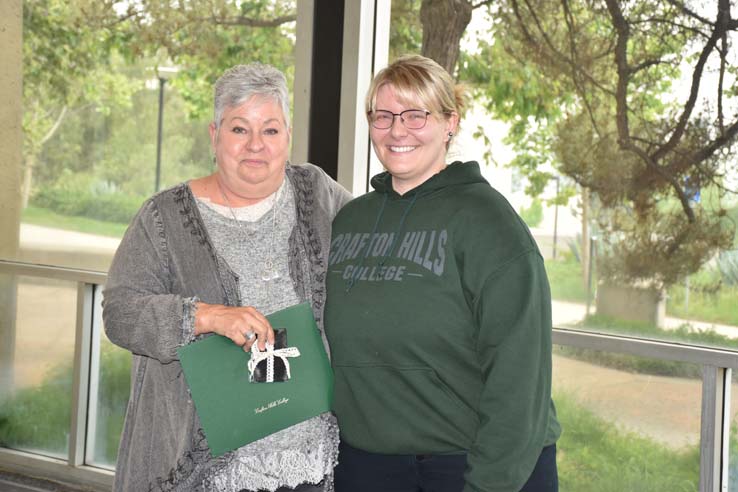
[86,286,130,469]
[554,345,702,491]
[728,379,738,491]
[383,3,738,350]
[11,0,298,273]
[0,274,77,459]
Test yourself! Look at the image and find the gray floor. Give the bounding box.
[0,470,91,492]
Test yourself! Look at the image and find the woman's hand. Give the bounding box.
[194,303,275,351]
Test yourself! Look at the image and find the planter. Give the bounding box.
[596,282,666,328]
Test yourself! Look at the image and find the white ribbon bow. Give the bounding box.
[247,342,301,383]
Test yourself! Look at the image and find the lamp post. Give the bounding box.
[154,66,178,193]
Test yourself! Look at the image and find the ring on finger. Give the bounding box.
[244,330,255,341]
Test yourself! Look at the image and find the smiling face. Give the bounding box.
[370,84,458,195]
[210,95,290,204]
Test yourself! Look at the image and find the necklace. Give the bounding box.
[216,178,282,284]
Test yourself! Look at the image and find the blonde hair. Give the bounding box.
[365,54,467,125]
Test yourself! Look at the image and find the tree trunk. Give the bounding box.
[21,105,67,209]
[21,153,34,209]
[419,0,473,74]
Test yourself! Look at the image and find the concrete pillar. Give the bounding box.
[0,0,23,398]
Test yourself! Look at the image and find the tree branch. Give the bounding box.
[664,0,714,26]
[651,2,728,162]
[209,14,296,28]
[668,117,738,176]
[603,0,631,144]
[561,0,602,137]
[39,106,68,147]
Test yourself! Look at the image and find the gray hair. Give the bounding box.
[213,63,291,129]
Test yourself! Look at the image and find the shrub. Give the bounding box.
[32,181,143,225]
[0,341,130,464]
[519,198,544,228]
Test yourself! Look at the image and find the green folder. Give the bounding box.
[177,302,333,456]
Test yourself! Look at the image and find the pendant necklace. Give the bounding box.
[216,178,282,287]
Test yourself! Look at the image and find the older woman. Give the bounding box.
[324,55,561,492]
[103,63,350,492]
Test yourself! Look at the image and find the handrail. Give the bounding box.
[553,327,738,369]
[0,259,107,284]
[1,258,735,492]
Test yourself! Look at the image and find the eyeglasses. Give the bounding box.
[367,109,431,130]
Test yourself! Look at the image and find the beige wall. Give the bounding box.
[0,0,22,396]
[0,0,22,258]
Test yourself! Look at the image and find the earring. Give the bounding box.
[448,132,454,138]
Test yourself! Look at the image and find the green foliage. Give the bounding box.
[519,198,544,228]
[487,0,738,289]
[22,0,297,215]
[545,257,589,303]
[0,341,130,464]
[32,172,143,224]
[91,341,131,464]
[667,277,738,327]
[389,0,423,60]
[23,0,137,155]
[555,391,699,492]
[718,251,738,286]
[0,360,72,455]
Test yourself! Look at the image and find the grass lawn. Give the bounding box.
[21,206,128,239]
[667,283,738,327]
[545,257,738,327]
[544,258,590,303]
[555,390,700,492]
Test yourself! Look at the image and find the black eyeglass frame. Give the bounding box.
[367,109,432,130]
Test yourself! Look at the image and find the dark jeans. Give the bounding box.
[334,441,558,492]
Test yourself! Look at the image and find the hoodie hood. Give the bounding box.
[370,160,488,197]
[342,161,489,292]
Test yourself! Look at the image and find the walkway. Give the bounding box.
[552,299,738,339]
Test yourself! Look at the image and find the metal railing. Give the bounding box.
[1,259,737,491]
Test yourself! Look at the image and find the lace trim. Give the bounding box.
[181,296,199,345]
[202,413,339,492]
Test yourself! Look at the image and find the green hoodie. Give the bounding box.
[324,161,560,492]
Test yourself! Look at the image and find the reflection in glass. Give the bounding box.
[0,275,77,459]
[553,346,704,491]
[548,253,738,354]
[728,380,738,490]
[86,285,130,469]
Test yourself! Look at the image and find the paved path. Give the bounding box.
[553,353,738,450]
[552,299,738,338]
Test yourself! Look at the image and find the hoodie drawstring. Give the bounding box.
[345,192,420,293]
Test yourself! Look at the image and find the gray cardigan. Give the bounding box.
[103,164,351,491]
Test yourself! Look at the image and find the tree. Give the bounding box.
[492,0,737,287]
[79,0,296,119]
[23,0,297,207]
[402,0,737,289]
[21,0,137,207]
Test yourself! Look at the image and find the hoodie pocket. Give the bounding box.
[333,364,479,453]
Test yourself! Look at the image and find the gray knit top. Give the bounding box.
[102,164,351,492]
[195,179,339,491]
